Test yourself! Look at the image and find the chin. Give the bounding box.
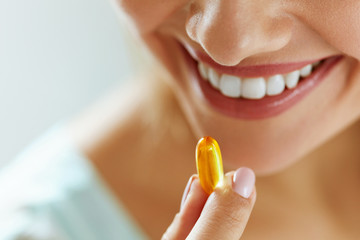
[221,142,304,175]
[188,118,311,175]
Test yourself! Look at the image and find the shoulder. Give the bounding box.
[0,124,145,240]
[0,125,98,239]
[0,101,149,239]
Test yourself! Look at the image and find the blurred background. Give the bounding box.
[0,0,134,167]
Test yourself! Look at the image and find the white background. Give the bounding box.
[0,0,134,167]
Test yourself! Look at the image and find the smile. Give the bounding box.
[198,60,321,99]
[181,43,343,120]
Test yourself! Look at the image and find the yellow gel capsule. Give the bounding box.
[196,136,224,195]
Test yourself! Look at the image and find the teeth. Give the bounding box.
[285,70,300,89]
[198,62,208,80]
[267,74,285,96]
[208,68,220,89]
[219,74,241,98]
[242,78,266,99]
[197,60,320,99]
[299,64,312,78]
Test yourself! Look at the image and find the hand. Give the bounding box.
[162,167,256,240]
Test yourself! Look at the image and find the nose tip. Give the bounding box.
[186,1,293,66]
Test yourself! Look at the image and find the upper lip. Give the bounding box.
[182,42,331,78]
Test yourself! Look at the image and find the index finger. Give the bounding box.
[187,168,256,240]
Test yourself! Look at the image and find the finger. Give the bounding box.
[162,175,208,240]
[187,167,256,240]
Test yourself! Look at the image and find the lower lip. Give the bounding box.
[184,51,343,120]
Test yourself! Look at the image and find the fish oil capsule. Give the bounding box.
[196,136,224,195]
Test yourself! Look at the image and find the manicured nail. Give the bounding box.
[232,167,255,198]
[181,175,196,210]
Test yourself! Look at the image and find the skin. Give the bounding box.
[68,0,360,239]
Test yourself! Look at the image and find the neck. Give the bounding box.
[69,78,197,238]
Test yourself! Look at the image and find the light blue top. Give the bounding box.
[0,125,148,240]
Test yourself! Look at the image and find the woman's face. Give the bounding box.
[117,0,360,174]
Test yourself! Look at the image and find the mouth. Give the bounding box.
[181,44,343,120]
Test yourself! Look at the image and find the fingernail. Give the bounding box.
[232,167,255,198]
[181,175,196,210]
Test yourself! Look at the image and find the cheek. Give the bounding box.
[291,0,360,60]
[116,0,188,34]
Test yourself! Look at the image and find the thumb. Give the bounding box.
[187,167,256,240]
